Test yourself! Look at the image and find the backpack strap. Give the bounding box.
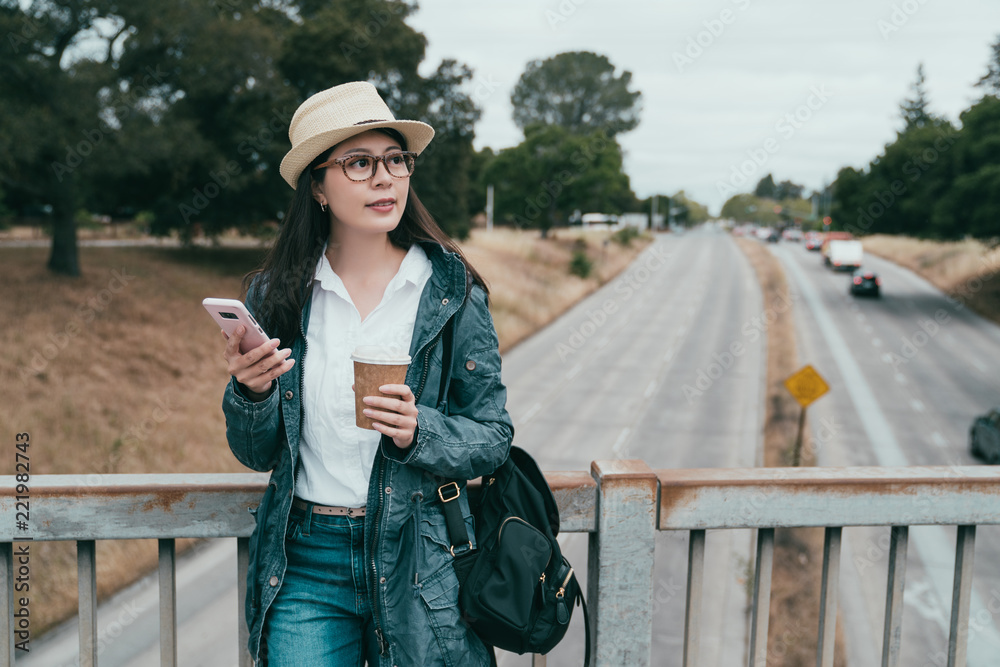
[438,268,475,555]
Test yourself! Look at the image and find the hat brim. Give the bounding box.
[279,120,434,189]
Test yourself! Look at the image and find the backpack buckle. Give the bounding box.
[438,482,461,503]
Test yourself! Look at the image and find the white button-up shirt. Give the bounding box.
[296,243,433,507]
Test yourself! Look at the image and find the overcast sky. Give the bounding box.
[406,0,1000,215]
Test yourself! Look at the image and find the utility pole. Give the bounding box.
[486,184,494,232]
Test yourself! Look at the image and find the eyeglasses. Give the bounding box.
[313,151,417,182]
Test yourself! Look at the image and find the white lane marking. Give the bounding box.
[931,432,948,448]
[520,403,542,424]
[644,381,657,398]
[597,336,610,349]
[663,348,674,362]
[911,399,925,413]
[895,373,908,385]
[566,363,582,380]
[783,253,1000,660]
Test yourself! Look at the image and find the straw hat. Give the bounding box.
[279,81,435,189]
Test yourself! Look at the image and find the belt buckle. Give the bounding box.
[438,481,461,503]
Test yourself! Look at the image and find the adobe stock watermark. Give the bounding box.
[53,594,146,667]
[545,0,590,29]
[18,268,136,383]
[50,66,170,182]
[845,129,957,236]
[179,105,295,224]
[507,127,623,229]
[877,0,932,40]
[716,84,833,198]
[340,5,408,62]
[6,9,51,53]
[554,244,672,361]
[682,290,795,404]
[884,256,1000,369]
[672,0,753,73]
[121,395,176,448]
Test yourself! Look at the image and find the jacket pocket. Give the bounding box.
[418,563,488,667]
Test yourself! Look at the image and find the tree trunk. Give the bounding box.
[47,193,80,276]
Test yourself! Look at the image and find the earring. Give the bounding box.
[320,202,328,212]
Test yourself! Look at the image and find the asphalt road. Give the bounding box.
[772,240,1000,667]
[31,229,1000,666]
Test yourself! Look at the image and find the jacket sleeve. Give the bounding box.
[382,283,513,480]
[221,279,283,472]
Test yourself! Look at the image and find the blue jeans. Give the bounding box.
[262,504,380,666]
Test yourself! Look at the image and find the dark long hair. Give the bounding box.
[242,129,487,345]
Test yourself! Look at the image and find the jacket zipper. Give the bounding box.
[368,321,446,657]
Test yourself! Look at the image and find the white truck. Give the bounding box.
[825,240,863,271]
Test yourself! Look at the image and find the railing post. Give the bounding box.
[78,540,97,667]
[589,459,658,666]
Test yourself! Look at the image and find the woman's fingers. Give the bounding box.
[363,384,417,448]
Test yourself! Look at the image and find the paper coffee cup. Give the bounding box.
[352,345,411,430]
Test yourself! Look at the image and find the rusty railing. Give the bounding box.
[1,462,999,666]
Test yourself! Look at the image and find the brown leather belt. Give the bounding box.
[292,497,366,517]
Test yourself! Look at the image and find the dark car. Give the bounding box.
[970,410,1000,463]
[850,268,880,297]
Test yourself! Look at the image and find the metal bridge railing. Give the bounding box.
[1,463,998,667]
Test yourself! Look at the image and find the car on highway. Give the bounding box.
[850,268,880,297]
[804,231,823,251]
[970,409,1000,463]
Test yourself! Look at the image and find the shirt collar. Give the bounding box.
[313,242,431,297]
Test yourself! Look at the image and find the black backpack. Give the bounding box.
[439,448,590,664]
[436,277,591,665]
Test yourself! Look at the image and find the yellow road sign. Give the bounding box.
[784,364,829,408]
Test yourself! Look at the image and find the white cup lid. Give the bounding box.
[351,345,411,364]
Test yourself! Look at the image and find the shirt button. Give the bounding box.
[465,360,476,371]
[441,298,449,305]
[284,390,293,400]
[269,576,279,587]
[385,486,392,494]
[380,576,386,584]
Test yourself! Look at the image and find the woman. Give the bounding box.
[221,81,513,666]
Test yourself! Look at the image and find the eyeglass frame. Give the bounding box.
[312,151,417,182]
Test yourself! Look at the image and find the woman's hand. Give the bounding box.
[223,326,295,399]
[362,384,419,449]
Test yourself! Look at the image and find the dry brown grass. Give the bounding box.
[0,228,649,635]
[863,234,1000,325]
[735,238,847,667]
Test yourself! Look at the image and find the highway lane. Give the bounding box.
[499,229,764,666]
[773,241,1000,667]
[22,230,765,667]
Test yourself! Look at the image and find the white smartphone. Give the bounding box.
[203,298,270,354]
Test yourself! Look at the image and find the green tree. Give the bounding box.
[975,34,1000,95]
[900,63,935,133]
[0,0,485,271]
[510,51,642,137]
[754,174,776,199]
[484,124,634,237]
[774,180,805,201]
[931,96,1000,239]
